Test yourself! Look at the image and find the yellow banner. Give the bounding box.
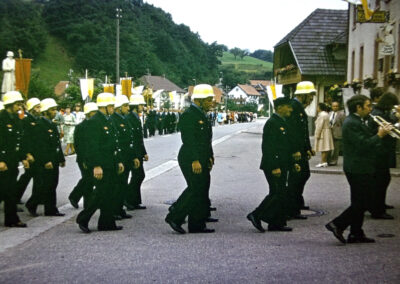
[103,84,114,94]
[87,78,94,99]
[270,84,277,100]
[15,58,32,98]
[121,78,132,97]
[361,0,373,21]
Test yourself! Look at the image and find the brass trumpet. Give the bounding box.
[369,114,400,139]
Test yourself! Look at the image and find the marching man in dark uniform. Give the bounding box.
[25,98,66,217]
[111,95,134,219]
[0,91,27,227]
[326,95,392,244]
[16,98,41,203]
[286,81,316,219]
[125,94,149,210]
[76,93,124,233]
[247,97,300,232]
[165,84,215,234]
[68,102,98,209]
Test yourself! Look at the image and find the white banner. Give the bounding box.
[79,78,94,101]
[266,84,283,106]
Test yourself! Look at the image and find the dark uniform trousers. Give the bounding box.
[333,173,374,236]
[77,170,118,229]
[287,156,310,215]
[16,168,33,201]
[69,161,93,209]
[166,159,210,231]
[127,161,145,206]
[252,170,289,227]
[0,168,21,225]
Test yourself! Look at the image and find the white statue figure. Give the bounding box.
[1,51,16,94]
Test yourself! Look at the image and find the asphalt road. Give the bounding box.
[0,119,400,283]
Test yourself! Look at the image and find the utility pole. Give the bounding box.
[116,8,122,84]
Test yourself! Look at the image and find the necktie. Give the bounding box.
[330,112,336,126]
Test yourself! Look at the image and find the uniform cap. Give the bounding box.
[83,102,98,114]
[115,95,129,108]
[26,98,41,111]
[40,98,58,112]
[273,97,291,108]
[294,81,317,95]
[129,94,146,105]
[3,91,24,105]
[97,93,115,107]
[191,84,215,100]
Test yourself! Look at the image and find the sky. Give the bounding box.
[144,0,348,52]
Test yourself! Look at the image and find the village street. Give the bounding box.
[0,119,399,283]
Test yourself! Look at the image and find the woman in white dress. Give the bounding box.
[314,103,334,167]
[63,106,76,155]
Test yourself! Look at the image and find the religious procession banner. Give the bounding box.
[169,91,177,102]
[132,85,144,96]
[15,58,32,98]
[103,84,115,94]
[80,78,94,101]
[266,84,283,106]
[121,77,132,97]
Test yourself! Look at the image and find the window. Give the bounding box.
[352,5,357,30]
[359,46,364,80]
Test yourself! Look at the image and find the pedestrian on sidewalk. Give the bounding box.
[247,97,300,232]
[314,103,334,168]
[327,101,345,166]
[326,95,392,244]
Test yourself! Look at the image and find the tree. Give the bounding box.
[250,49,273,62]
[230,47,242,60]
[238,49,249,60]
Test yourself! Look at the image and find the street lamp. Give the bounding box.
[116,8,122,84]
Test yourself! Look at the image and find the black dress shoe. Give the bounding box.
[5,221,27,228]
[347,234,375,244]
[69,197,79,209]
[292,214,308,220]
[206,217,218,223]
[247,213,265,232]
[301,206,310,210]
[45,212,65,217]
[209,207,217,211]
[134,205,147,210]
[121,213,133,219]
[385,204,394,210]
[26,205,38,217]
[371,213,394,220]
[165,218,186,234]
[268,225,293,232]
[17,207,24,212]
[98,225,123,231]
[189,228,215,233]
[325,222,346,244]
[78,223,91,233]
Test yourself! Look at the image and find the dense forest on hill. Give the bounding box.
[0,0,224,89]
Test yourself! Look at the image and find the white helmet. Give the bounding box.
[40,98,58,112]
[83,102,98,114]
[3,91,24,106]
[26,98,41,111]
[191,84,215,100]
[0,102,4,111]
[115,95,129,108]
[97,93,115,107]
[129,94,146,105]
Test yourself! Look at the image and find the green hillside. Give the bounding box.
[33,35,73,86]
[220,51,273,73]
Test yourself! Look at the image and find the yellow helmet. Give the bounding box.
[40,98,58,112]
[129,94,146,105]
[97,92,115,107]
[294,81,317,95]
[115,95,129,108]
[0,102,4,111]
[27,98,41,111]
[83,102,98,114]
[191,84,215,100]
[3,91,24,105]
